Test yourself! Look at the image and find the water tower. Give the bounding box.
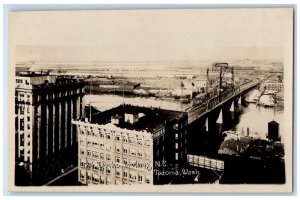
[268,120,279,141]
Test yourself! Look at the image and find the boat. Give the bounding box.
[245,89,261,103]
[257,94,275,107]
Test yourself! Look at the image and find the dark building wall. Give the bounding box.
[153,113,188,184]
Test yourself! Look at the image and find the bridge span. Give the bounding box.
[187,80,261,124]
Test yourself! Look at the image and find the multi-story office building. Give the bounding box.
[15,71,85,185]
[73,105,188,185]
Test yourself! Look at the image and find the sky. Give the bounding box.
[10,8,293,64]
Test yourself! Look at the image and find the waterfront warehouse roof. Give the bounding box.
[17,71,50,77]
[87,104,187,133]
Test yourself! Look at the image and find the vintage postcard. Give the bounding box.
[8,8,294,193]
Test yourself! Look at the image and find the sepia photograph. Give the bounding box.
[8,7,294,193]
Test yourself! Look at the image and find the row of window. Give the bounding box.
[172,121,188,130]
[80,137,151,149]
[18,93,31,102]
[80,158,151,172]
[175,150,187,160]
[80,148,151,161]
[18,105,31,115]
[16,79,29,85]
[80,129,151,146]
[19,119,31,131]
[80,170,150,184]
[80,146,151,159]
[175,129,188,140]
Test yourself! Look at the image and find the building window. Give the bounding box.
[100,166,104,173]
[175,153,178,160]
[144,140,150,146]
[137,138,142,145]
[115,146,121,153]
[116,169,120,177]
[123,158,128,165]
[123,171,128,178]
[92,142,99,148]
[87,151,91,157]
[128,137,134,144]
[175,133,178,140]
[145,152,150,159]
[92,151,98,158]
[87,173,91,181]
[106,134,111,140]
[27,124,30,130]
[80,159,85,168]
[138,174,143,182]
[87,130,91,136]
[116,135,121,141]
[20,106,24,115]
[175,143,178,149]
[106,154,111,161]
[100,132,104,138]
[106,167,111,174]
[123,147,128,154]
[106,145,111,151]
[87,140,91,147]
[93,162,99,171]
[123,136,128,143]
[129,172,136,180]
[80,170,85,180]
[87,161,92,170]
[80,140,85,146]
[80,149,85,156]
[92,174,99,183]
[20,119,24,131]
[145,176,150,184]
[173,124,179,130]
[130,149,136,156]
[100,143,104,150]
[116,157,120,163]
[100,153,104,160]
[27,116,30,122]
[137,151,143,157]
[26,95,31,102]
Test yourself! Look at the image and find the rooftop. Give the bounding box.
[86,104,187,133]
[17,71,50,77]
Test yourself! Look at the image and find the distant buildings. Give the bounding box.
[72,105,188,185]
[15,71,85,185]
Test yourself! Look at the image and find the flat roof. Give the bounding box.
[16,71,50,77]
[88,104,187,133]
